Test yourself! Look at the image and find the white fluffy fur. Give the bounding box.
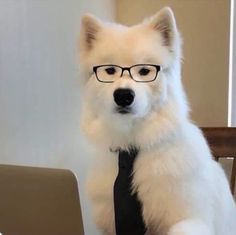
[79,7,236,235]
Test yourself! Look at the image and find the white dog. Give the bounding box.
[79,7,236,235]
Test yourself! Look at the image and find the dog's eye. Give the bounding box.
[139,68,150,76]
[105,67,116,75]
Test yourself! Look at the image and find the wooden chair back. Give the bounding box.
[201,127,236,195]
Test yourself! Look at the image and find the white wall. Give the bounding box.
[0,1,115,234]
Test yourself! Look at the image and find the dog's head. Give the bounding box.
[79,8,188,149]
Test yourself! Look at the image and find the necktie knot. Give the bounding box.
[118,146,139,170]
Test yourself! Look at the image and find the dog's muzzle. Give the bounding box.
[113,88,135,114]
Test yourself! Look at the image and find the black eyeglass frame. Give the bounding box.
[93,64,161,83]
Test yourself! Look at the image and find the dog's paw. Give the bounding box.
[167,219,212,235]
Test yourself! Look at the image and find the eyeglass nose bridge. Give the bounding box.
[120,67,132,79]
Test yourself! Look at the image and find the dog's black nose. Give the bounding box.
[113,88,135,107]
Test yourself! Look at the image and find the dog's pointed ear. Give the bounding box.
[80,14,102,51]
[145,7,178,48]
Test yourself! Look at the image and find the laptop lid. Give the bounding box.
[0,164,84,235]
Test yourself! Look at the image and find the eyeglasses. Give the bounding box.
[93,64,161,83]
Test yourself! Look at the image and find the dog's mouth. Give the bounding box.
[115,107,132,114]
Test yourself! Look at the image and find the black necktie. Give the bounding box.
[113,147,146,235]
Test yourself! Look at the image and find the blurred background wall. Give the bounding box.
[231,0,236,126]
[116,0,231,127]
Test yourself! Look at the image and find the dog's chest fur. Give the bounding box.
[87,138,201,235]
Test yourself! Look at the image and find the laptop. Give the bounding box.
[0,164,84,235]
